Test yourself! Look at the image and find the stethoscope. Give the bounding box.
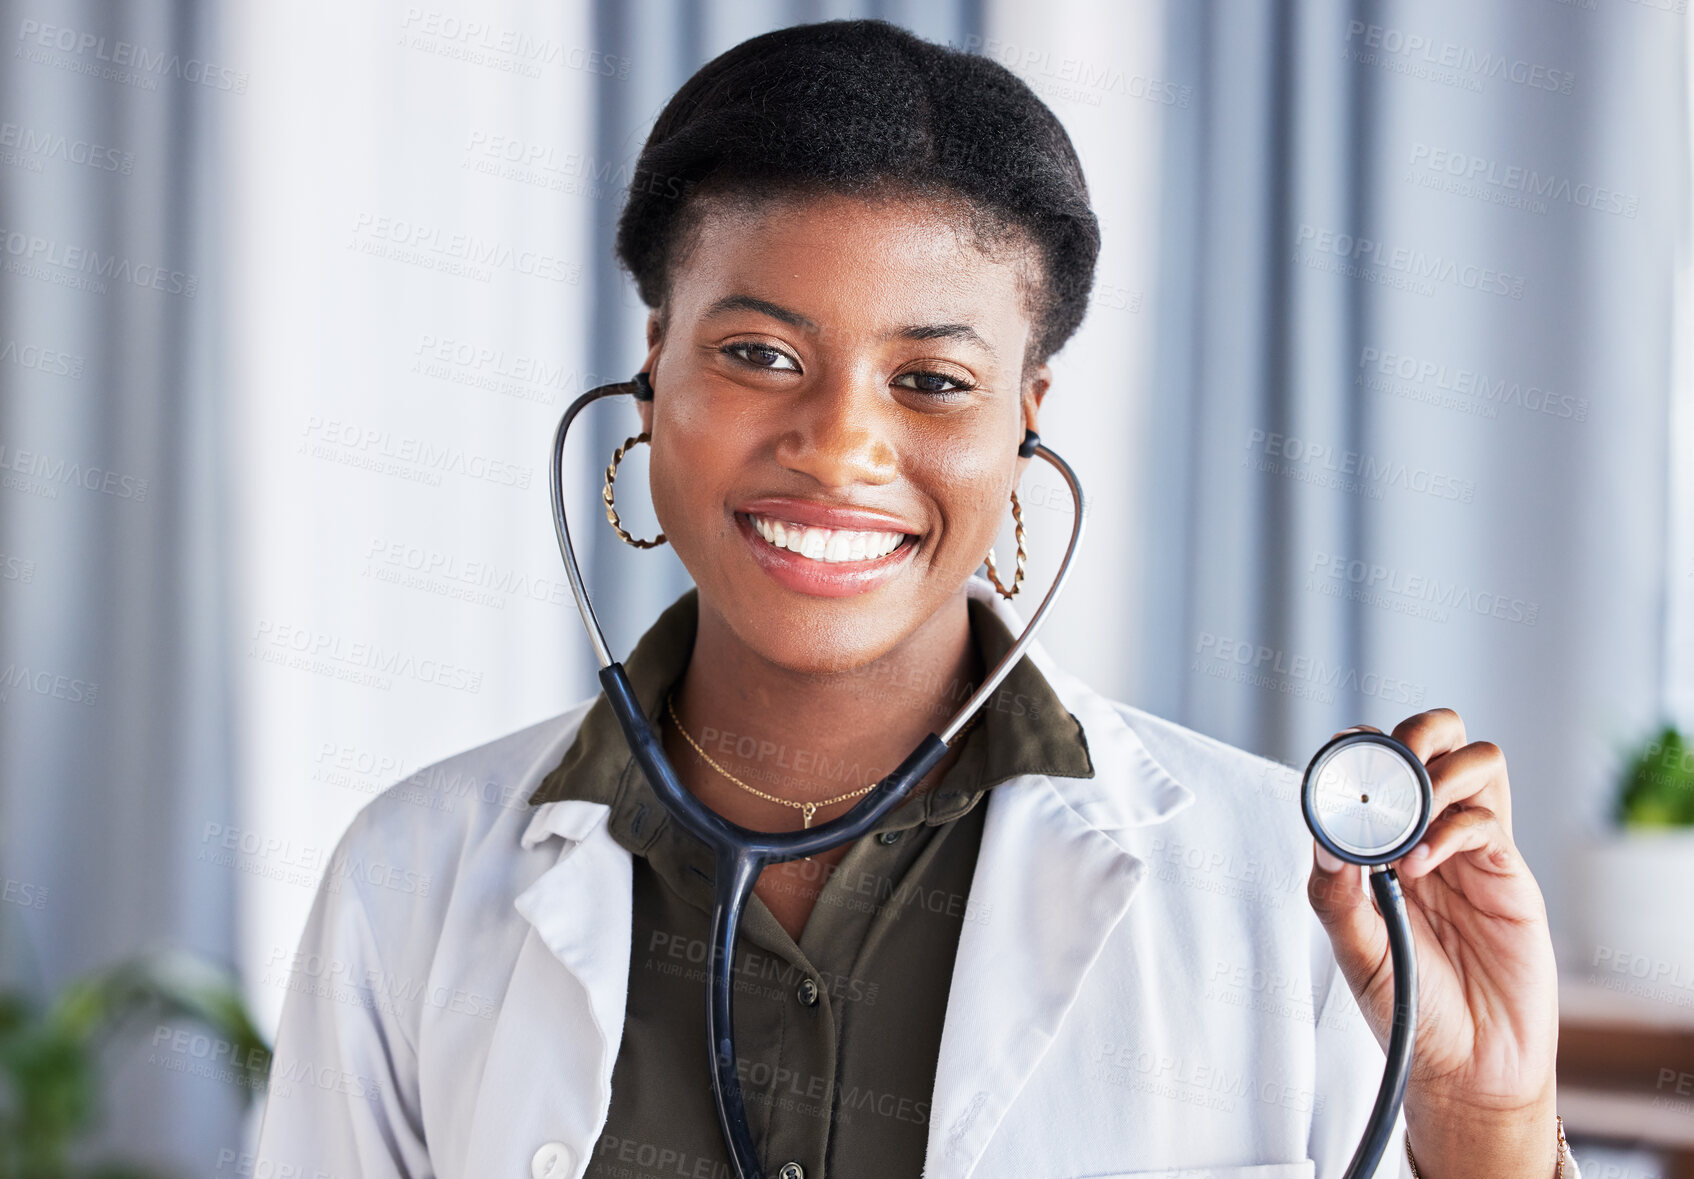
[1301,728,1434,1179]
[549,370,1431,1179]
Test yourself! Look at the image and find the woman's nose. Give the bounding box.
[773,370,899,489]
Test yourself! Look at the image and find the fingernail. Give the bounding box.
[1314,843,1346,873]
[1410,843,1431,860]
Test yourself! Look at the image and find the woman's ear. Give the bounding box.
[637,311,664,434]
[1021,361,1051,438]
[1013,362,1051,485]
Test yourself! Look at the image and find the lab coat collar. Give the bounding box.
[465,738,635,1176]
[510,575,1194,1178]
[962,572,1194,831]
[920,576,1195,1178]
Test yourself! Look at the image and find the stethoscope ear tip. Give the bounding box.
[632,370,655,401]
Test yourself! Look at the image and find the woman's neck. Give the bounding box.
[663,590,985,834]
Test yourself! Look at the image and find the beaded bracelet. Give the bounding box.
[1404,1114,1567,1178]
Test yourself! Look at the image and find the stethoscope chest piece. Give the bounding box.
[1302,731,1433,867]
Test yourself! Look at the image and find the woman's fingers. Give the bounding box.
[1391,707,1467,762]
[1400,806,1517,881]
[1421,740,1514,844]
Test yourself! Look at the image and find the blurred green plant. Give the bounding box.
[0,949,269,1179]
[1616,724,1694,827]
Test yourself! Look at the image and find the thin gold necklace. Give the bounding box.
[663,689,983,828]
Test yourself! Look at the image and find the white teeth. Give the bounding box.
[747,513,908,563]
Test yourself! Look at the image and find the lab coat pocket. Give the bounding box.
[1071,1163,1316,1179]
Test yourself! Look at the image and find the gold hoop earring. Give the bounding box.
[603,433,667,548]
[982,489,1026,599]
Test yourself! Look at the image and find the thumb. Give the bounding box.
[1306,841,1393,1026]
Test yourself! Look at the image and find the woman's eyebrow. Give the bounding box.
[900,322,995,357]
[704,293,818,331]
[703,293,996,357]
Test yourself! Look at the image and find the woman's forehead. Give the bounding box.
[673,191,1036,341]
[693,186,1024,263]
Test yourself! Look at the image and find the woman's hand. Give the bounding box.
[1306,708,1563,1179]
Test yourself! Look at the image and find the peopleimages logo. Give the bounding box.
[1357,347,1589,422]
[1342,20,1575,95]
[0,338,85,379]
[1243,428,1476,504]
[0,441,149,500]
[398,8,632,79]
[1308,551,1540,627]
[955,34,1192,107]
[15,19,249,92]
[1294,224,1526,300]
[0,228,197,296]
[348,212,581,284]
[1192,631,1427,708]
[1407,143,1638,219]
[249,619,486,695]
[0,121,133,173]
[299,416,532,491]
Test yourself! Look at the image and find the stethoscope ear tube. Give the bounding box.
[1341,867,1418,1179]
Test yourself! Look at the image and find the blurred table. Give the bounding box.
[1559,974,1694,1178]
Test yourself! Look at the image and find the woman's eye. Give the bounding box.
[721,342,799,372]
[893,370,978,397]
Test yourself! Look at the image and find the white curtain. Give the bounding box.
[0,0,242,1169]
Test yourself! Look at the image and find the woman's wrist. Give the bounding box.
[1402,1091,1562,1179]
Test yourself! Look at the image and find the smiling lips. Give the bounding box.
[734,505,919,598]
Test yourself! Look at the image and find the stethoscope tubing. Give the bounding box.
[551,376,1088,1179]
[1344,867,1418,1179]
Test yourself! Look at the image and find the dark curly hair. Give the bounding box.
[613,18,1101,382]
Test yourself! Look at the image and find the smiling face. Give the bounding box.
[636,187,1050,676]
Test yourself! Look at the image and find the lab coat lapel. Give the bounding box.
[923,581,1195,1179]
[463,800,631,1176]
[478,579,1191,1178]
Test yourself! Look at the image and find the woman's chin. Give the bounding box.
[729,608,911,679]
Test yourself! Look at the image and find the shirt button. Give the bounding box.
[778,1163,806,1179]
[531,1142,576,1179]
[876,829,901,845]
[796,977,819,1006]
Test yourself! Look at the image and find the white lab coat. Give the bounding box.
[254,576,1580,1179]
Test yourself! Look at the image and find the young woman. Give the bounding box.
[256,20,1576,1179]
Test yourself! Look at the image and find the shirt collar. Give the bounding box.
[527,577,1096,850]
[525,575,1195,862]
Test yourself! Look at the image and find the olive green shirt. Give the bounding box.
[527,586,1094,1179]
